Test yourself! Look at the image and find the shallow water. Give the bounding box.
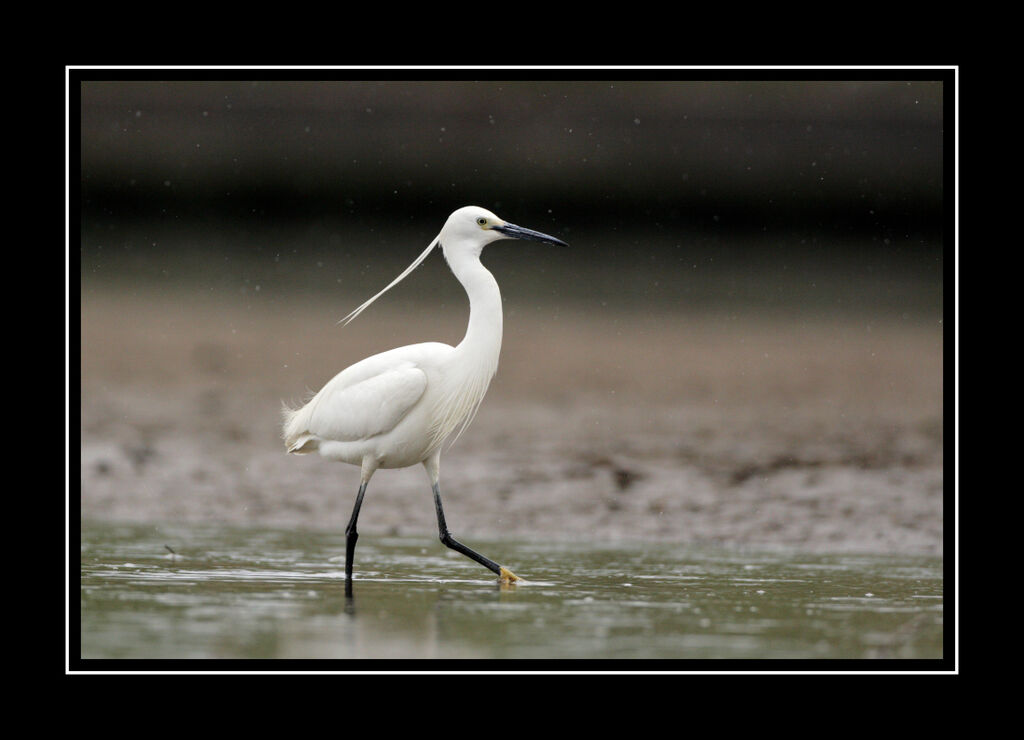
[77,522,945,665]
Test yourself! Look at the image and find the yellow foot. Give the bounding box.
[499,566,520,584]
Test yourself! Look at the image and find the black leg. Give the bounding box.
[344,480,368,596]
[432,482,518,581]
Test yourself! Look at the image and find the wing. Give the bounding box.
[284,361,428,452]
[309,363,428,441]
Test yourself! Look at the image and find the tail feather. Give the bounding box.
[287,434,319,454]
[281,400,317,454]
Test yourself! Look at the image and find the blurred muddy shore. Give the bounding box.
[79,264,943,557]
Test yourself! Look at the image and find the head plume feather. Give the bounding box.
[339,237,439,326]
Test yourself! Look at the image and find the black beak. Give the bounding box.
[493,222,568,247]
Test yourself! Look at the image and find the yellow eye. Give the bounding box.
[476,217,488,226]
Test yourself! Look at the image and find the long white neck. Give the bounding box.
[428,244,503,449]
[447,247,503,370]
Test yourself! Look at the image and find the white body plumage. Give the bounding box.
[282,206,506,472]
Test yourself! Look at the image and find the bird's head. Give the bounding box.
[440,206,568,259]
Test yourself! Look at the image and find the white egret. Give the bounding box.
[282,206,567,592]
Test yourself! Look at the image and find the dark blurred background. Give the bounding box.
[79,77,945,318]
